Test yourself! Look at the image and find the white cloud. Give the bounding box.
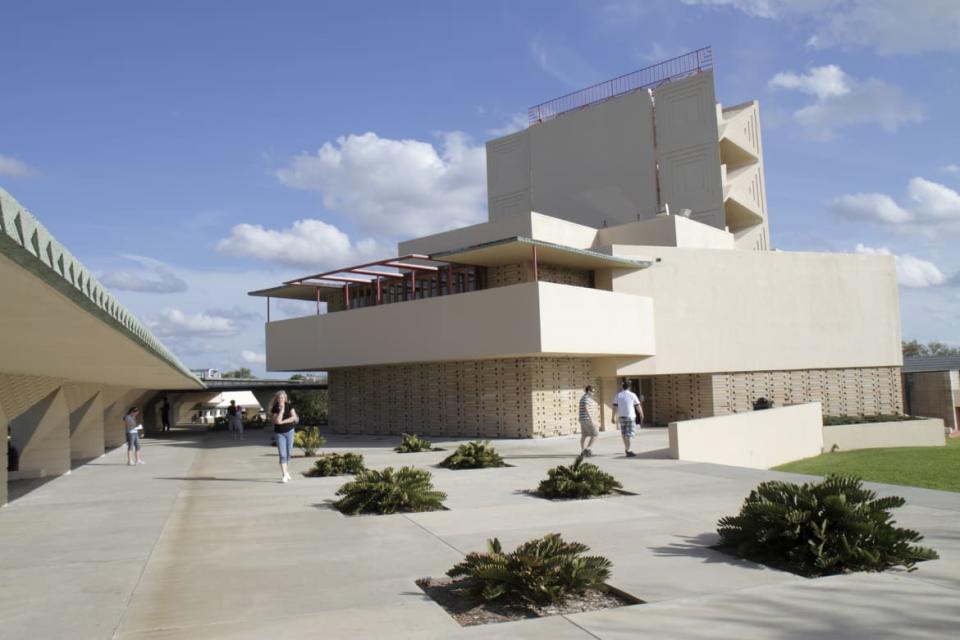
[854,244,947,288]
[942,164,960,176]
[146,308,239,338]
[683,0,960,55]
[806,0,960,55]
[240,350,266,364]
[908,177,960,221]
[830,177,960,234]
[99,255,188,293]
[486,113,529,137]
[681,0,835,19]
[768,65,850,100]
[830,193,911,224]
[0,153,36,178]
[274,131,486,238]
[217,218,381,269]
[769,65,922,138]
[529,37,602,89]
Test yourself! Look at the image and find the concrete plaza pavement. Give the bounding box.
[1,427,958,639]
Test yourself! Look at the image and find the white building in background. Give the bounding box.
[252,48,902,438]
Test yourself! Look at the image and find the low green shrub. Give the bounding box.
[294,427,326,457]
[333,466,446,515]
[439,441,506,469]
[394,433,435,453]
[447,533,612,606]
[209,416,228,431]
[537,456,623,499]
[823,414,920,426]
[717,474,939,577]
[306,453,365,477]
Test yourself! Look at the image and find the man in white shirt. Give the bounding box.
[612,381,643,457]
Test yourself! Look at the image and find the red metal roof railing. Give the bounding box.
[527,46,713,126]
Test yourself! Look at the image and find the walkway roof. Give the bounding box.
[902,356,960,373]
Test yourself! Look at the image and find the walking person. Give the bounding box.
[124,407,145,466]
[578,385,600,456]
[160,396,171,433]
[226,399,243,439]
[612,381,643,458]
[270,391,298,483]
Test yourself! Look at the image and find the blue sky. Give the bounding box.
[2,0,959,375]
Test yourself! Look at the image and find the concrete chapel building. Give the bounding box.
[254,48,903,438]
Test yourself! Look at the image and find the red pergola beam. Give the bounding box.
[386,261,439,271]
[286,254,433,285]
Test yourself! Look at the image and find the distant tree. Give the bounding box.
[902,340,960,358]
[927,341,960,356]
[287,389,328,423]
[222,367,255,379]
[289,374,305,381]
[902,340,926,357]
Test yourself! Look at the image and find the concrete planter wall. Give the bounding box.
[822,418,946,452]
[668,402,824,469]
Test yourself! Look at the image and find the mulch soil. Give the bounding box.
[416,577,640,626]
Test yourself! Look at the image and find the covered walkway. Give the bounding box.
[1,428,958,639]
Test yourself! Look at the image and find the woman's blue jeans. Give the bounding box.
[276,429,295,464]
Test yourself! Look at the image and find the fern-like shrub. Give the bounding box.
[394,433,435,453]
[439,441,506,469]
[717,474,939,577]
[537,456,623,499]
[447,534,612,606]
[293,427,326,457]
[333,466,446,515]
[305,453,365,477]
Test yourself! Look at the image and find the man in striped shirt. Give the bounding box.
[578,385,599,456]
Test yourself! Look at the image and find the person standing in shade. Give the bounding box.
[578,385,600,456]
[160,397,171,432]
[226,399,243,439]
[270,390,298,483]
[124,407,145,466]
[612,381,642,458]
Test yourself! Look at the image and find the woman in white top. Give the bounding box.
[124,407,145,466]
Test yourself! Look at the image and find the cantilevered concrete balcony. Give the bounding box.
[265,281,654,370]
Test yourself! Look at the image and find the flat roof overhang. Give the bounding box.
[432,236,653,270]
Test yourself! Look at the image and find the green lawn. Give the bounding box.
[774,437,960,493]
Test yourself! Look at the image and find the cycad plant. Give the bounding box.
[305,452,365,477]
[439,441,506,469]
[293,427,326,457]
[394,433,435,453]
[537,456,623,499]
[447,533,612,606]
[717,474,939,576]
[333,466,446,515]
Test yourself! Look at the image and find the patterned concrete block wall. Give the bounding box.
[328,357,597,438]
[487,262,591,289]
[652,366,903,424]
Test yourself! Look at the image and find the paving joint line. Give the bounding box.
[402,514,468,557]
[109,438,208,639]
[562,615,604,639]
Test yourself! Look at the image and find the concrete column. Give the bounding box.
[1,400,8,506]
[251,390,278,416]
[8,387,71,480]
[599,376,619,431]
[141,392,163,433]
[102,386,138,449]
[63,383,105,462]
